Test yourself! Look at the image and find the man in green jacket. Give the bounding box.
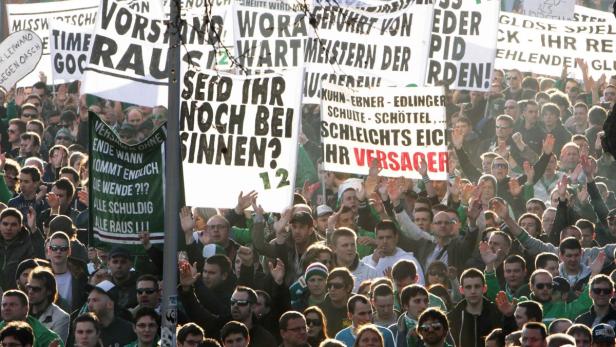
[0,290,64,347]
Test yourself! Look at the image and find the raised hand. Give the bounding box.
[235,190,258,214]
[417,157,429,177]
[557,175,568,202]
[479,241,498,266]
[490,199,509,221]
[46,192,60,211]
[274,207,292,233]
[523,161,534,183]
[495,291,516,316]
[27,206,36,232]
[577,185,589,203]
[179,261,199,288]
[387,177,404,204]
[268,258,286,285]
[237,246,254,267]
[590,251,606,276]
[543,134,555,155]
[179,206,195,233]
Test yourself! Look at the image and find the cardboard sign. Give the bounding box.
[0,30,43,91]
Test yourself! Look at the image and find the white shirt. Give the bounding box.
[362,247,425,285]
[55,271,73,308]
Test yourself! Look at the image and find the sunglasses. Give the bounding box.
[419,322,443,332]
[26,285,43,293]
[592,288,613,295]
[137,288,157,295]
[328,282,345,290]
[306,319,322,327]
[49,245,69,252]
[535,282,553,290]
[230,299,251,307]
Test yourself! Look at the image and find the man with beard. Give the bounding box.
[228,286,276,346]
[416,308,451,347]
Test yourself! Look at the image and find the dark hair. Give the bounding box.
[523,322,547,339]
[459,268,485,286]
[548,319,572,334]
[504,255,527,270]
[414,207,433,221]
[134,306,161,327]
[304,306,329,340]
[256,290,271,308]
[53,177,75,199]
[235,285,258,304]
[518,213,543,232]
[136,274,159,289]
[392,260,417,282]
[576,219,595,233]
[347,294,370,314]
[535,252,559,269]
[590,274,614,290]
[518,301,543,322]
[428,284,453,310]
[375,220,398,236]
[220,321,249,341]
[589,105,607,125]
[327,268,354,291]
[550,92,571,108]
[0,208,23,225]
[279,311,305,331]
[485,328,504,347]
[353,325,384,347]
[417,308,449,333]
[541,103,561,119]
[559,237,582,254]
[566,324,591,340]
[176,323,204,344]
[27,120,44,134]
[20,132,41,148]
[371,283,393,300]
[29,266,58,304]
[59,167,80,184]
[201,338,222,347]
[400,284,428,308]
[74,312,101,334]
[49,231,70,246]
[20,166,41,182]
[205,254,232,277]
[48,145,68,161]
[9,119,26,135]
[0,321,34,346]
[3,290,28,308]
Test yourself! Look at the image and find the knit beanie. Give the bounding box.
[304,262,329,282]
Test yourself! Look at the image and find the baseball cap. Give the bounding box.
[592,323,615,343]
[552,277,570,293]
[88,280,118,302]
[316,205,334,218]
[49,215,77,237]
[108,246,130,259]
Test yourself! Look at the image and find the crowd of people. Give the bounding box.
[2,9,616,347]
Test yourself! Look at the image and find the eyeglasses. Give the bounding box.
[26,285,43,293]
[535,282,553,290]
[137,288,157,295]
[419,322,443,332]
[230,299,251,307]
[306,319,322,327]
[592,288,613,295]
[328,282,345,290]
[48,245,69,252]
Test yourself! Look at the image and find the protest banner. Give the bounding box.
[6,0,98,87]
[118,0,165,16]
[233,0,306,74]
[301,0,433,103]
[89,112,165,251]
[521,0,575,20]
[49,20,93,83]
[320,83,448,180]
[495,12,616,80]
[425,0,499,91]
[0,30,43,91]
[82,0,223,106]
[180,67,302,212]
[573,5,611,22]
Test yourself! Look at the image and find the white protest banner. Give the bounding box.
[495,12,616,80]
[234,0,307,74]
[573,5,611,22]
[49,20,93,83]
[82,0,223,106]
[521,0,575,20]
[180,67,302,212]
[6,0,98,87]
[302,0,434,103]
[426,0,499,91]
[320,83,448,180]
[117,0,165,17]
[0,30,43,92]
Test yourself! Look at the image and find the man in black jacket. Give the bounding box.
[448,268,502,347]
[575,274,616,330]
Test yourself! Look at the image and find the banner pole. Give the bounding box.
[160,0,181,345]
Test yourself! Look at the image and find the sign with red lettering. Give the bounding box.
[320,83,448,180]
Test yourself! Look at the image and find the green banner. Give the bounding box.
[89,112,166,253]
